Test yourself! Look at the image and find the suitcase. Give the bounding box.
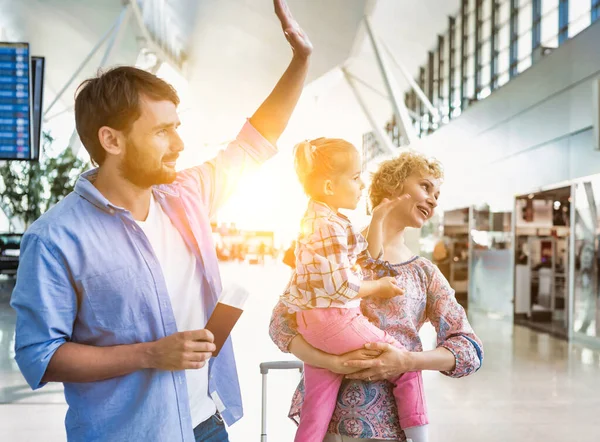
[259,360,304,442]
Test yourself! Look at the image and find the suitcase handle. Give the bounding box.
[260,360,303,374]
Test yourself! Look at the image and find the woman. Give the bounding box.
[269,151,483,441]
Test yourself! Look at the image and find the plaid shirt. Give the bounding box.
[281,200,368,311]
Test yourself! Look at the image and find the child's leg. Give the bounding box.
[302,309,429,440]
[392,371,428,434]
[403,424,429,442]
[297,308,428,440]
[294,363,343,442]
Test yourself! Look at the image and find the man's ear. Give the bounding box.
[323,179,335,196]
[98,126,125,157]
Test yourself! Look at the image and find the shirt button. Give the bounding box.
[108,208,115,214]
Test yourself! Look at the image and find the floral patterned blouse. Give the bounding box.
[269,256,484,440]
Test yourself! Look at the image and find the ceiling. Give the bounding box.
[0,0,459,147]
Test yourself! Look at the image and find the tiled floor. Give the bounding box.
[1,264,600,441]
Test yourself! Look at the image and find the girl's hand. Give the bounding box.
[371,195,410,222]
[375,276,404,299]
[344,343,415,381]
[325,347,382,375]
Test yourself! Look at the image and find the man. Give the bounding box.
[10,1,311,441]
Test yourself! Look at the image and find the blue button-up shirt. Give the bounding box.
[10,121,276,442]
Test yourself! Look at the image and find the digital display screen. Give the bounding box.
[0,42,32,160]
[31,56,44,159]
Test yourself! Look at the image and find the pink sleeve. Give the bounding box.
[425,264,483,378]
[177,120,277,219]
[269,299,299,353]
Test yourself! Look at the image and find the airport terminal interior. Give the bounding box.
[2,0,600,441]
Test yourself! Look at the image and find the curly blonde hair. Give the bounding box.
[369,150,444,209]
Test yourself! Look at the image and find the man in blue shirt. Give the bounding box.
[10,1,311,441]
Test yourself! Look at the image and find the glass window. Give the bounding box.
[453,48,461,84]
[497,46,510,75]
[518,29,532,62]
[499,0,511,25]
[454,56,462,89]
[455,15,463,51]
[481,40,492,65]
[482,14,492,41]
[517,56,532,73]
[518,1,533,36]
[541,8,559,46]
[541,0,558,15]
[497,71,510,87]
[480,64,491,90]
[467,11,477,56]
[569,0,591,38]
[466,75,476,99]
[498,22,511,51]
[467,54,476,78]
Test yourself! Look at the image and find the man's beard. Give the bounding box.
[119,138,177,188]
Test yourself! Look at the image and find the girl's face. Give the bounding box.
[328,150,365,211]
[388,173,442,228]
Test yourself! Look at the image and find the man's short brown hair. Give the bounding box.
[74,66,180,166]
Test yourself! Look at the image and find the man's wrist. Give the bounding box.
[291,53,311,64]
[139,342,156,370]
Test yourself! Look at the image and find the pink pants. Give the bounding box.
[295,307,427,442]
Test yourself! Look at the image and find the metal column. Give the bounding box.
[460,0,468,110]
[490,0,499,90]
[342,68,397,156]
[437,34,445,117]
[43,5,130,117]
[474,0,483,98]
[509,0,519,78]
[448,16,456,116]
[558,0,569,44]
[532,0,542,51]
[364,17,417,145]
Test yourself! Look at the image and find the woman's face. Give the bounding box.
[388,173,442,228]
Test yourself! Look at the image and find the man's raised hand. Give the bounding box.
[274,0,313,59]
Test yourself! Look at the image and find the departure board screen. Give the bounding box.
[0,42,32,160]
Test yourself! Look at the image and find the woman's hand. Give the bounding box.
[325,347,382,375]
[343,343,416,381]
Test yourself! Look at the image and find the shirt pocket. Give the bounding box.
[81,266,151,331]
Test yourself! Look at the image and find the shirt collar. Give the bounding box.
[307,199,351,224]
[74,168,178,214]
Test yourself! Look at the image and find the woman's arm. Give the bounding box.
[345,263,483,381]
[268,299,300,353]
[343,342,455,381]
[425,263,483,378]
[268,300,379,374]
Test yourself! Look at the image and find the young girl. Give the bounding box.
[280,138,429,442]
